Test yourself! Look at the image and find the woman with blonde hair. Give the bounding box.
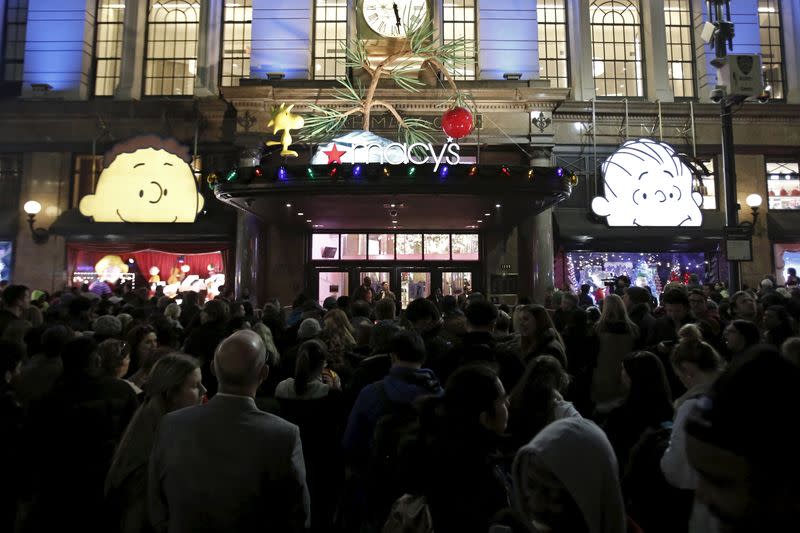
[321,309,356,364]
[105,353,205,533]
[592,294,639,414]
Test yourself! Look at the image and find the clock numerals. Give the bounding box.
[363,0,426,37]
[368,12,379,22]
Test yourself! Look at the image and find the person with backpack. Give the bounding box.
[341,330,443,530]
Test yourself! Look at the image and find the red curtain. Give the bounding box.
[67,242,231,280]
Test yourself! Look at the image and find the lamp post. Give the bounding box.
[704,0,741,290]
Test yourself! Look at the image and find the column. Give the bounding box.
[782,0,800,103]
[114,0,148,100]
[517,209,555,303]
[735,154,772,288]
[14,153,69,291]
[234,210,268,305]
[566,0,594,100]
[250,0,312,79]
[641,0,674,102]
[195,0,223,97]
[22,0,97,99]
[477,0,538,80]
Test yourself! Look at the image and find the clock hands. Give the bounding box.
[392,2,401,31]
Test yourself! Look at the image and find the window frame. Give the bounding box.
[220,0,252,88]
[1,0,28,83]
[765,159,800,210]
[311,0,348,80]
[143,0,201,97]
[663,0,696,99]
[441,0,478,81]
[758,0,786,101]
[537,0,570,89]
[589,0,646,99]
[309,231,481,263]
[92,0,126,97]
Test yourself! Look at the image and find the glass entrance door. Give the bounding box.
[358,270,392,303]
[400,271,431,309]
[442,271,473,297]
[317,271,349,306]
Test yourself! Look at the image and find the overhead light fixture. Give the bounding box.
[495,203,501,208]
[477,219,483,223]
[297,212,304,216]
[503,73,522,80]
[306,219,312,223]
[392,220,398,224]
[285,203,292,207]
[266,72,285,80]
[484,213,490,216]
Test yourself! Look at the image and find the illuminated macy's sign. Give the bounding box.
[312,130,462,171]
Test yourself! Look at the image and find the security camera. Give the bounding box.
[389,209,398,217]
[709,87,725,104]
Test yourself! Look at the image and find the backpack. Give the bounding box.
[366,381,423,526]
[383,493,434,533]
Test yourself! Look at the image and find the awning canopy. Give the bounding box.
[554,208,726,252]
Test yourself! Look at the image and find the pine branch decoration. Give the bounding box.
[300,13,470,143]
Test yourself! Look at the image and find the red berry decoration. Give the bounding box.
[441,106,474,139]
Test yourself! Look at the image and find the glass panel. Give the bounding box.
[318,271,349,306]
[664,0,695,98]
[313,0,347,80]
[311,233,340,260]
[0,241,12,281]
[340,233,367,260]
[368,233,395,260]
[360,271,392,299]
[145,0,201,96]
[766,162,800,210]
[3,0,29,82]
[442,272,472,296]
[424,234,450,260]
[758,0,785,100]
[590,0,644,97]
[451,233,479,260]
[400,272,431,309]
[442,0,477,80]
[537,0,569,88]
[396,234,423,260]
[696,158,716,210]
[221,0,252,87]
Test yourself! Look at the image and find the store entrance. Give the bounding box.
[315,266,478,309]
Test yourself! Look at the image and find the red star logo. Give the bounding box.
[323,143,347,164]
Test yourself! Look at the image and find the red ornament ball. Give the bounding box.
[441,106,474,139]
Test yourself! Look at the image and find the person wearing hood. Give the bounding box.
[510,417,626,533]
[624,287,656,350]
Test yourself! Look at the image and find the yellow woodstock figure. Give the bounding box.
[266,103,305,158]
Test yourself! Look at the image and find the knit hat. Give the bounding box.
[92,315,122,337]
[297,318,322,340]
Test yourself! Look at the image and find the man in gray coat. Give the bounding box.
[148,330,310,532]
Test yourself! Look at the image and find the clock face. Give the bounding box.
[362,0,428,37]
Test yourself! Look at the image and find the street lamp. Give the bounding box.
[745,193,763,226]
[23,200,50,244]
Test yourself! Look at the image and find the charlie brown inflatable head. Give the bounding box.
[95,255,128,283]
[79,135,204,223]
[591,139,703,227]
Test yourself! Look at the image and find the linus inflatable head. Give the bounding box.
[79,135,204,223]
[591,139,703,227]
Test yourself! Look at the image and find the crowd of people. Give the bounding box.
[1,273,799,533]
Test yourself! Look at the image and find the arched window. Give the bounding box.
[758,0,785,100]
[313,0,347,80]
[590,0,644,97]
[144,0,201,96]
[221,0,252,87]
[664,0,695,98]
[443,0,477,80]
[94,0,126,96]
[537,0,569,88]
